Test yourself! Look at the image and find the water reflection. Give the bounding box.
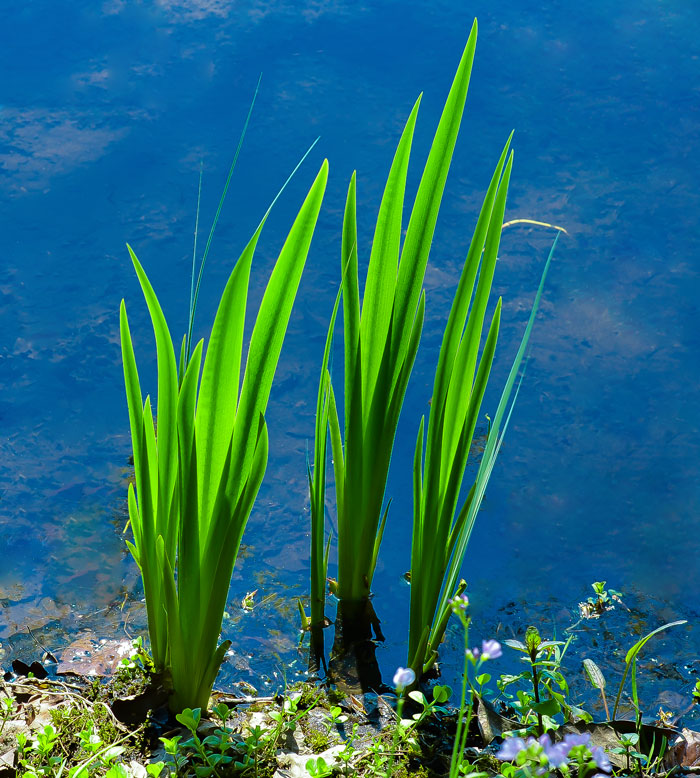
[0,108,129,193]
[151,0,358,23]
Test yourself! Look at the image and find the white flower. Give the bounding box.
[393,666,416,691]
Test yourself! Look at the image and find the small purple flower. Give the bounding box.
[497,736,527,760]
[450,593,469,612]
[563,732,592,748]
[393,666,416,691]
[591,746,612,773]
[543,742,570,767]
[481,639,503,660]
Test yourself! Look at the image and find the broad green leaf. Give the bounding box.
[177,339,203,621]
[127,246,179,549]
[327,381,344,519]
[440,153,512,477]
[392,20,478,368]
[231,160,328,498]
[342,173,360,436]
[612,619,687,719]
[195,234,256,525]
[583,658,606,690]
[120,303,149,523]
[360,97,420,405]
[199,422,269,677]
[310,275,345,626]
[428,134,512,426]
[531,698,561,716]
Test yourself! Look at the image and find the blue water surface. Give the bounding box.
[1,0,699,719]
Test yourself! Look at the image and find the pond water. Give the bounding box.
[1,0,699,722]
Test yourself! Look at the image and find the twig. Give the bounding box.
[9,677,85,694]
[212,695,277,706]
[26,626,56,660]
[8,677,126,730]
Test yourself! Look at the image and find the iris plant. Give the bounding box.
[121,158,328,711]
[406,165,559,676]
[309,19,481,620]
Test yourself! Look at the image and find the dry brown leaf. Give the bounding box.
[58,636,133,676]
[664,728,700,768]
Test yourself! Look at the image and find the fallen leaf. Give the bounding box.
[664,728,700,768]
[475,695,521,742]
[58,636,133,676]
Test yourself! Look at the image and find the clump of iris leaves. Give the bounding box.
[6,15,696,778]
